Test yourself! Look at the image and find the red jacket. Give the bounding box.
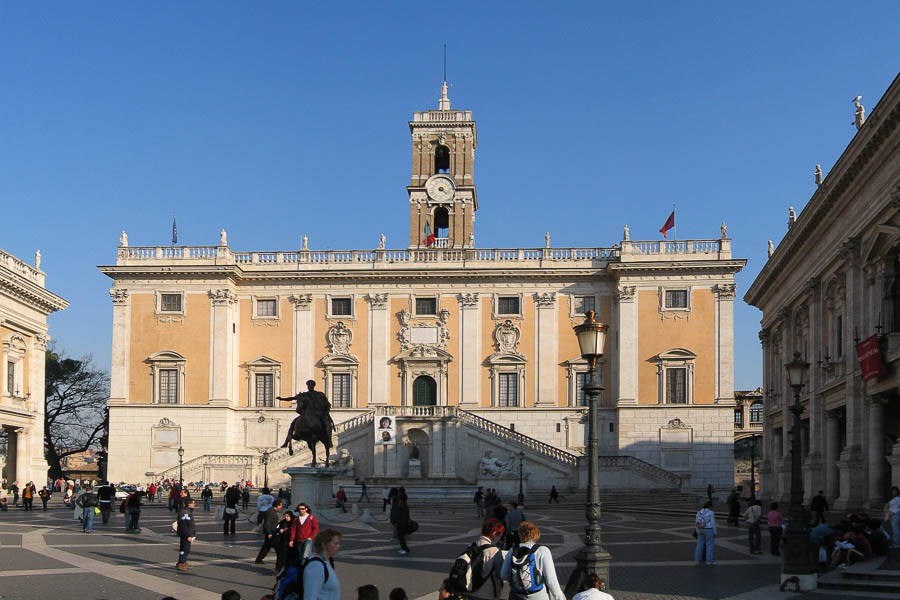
[289,514,320,545]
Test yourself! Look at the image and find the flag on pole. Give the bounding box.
[659,210,675,238]
[172,216,178,245]
[422,221,435,247]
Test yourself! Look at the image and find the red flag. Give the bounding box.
[659,210,675,238]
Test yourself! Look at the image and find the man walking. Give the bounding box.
[504,502,526,550]
[22,481,35,511]
[201,485,213,512]
[474,487,484,517]
[257,487,275,525]
[743,499,762,554]
[548,486,560,504]
[97,481,115,524]
[359,480,370,503]
[726,489,741,526]
[254,498,283,564]
[39,485,51,511]
[176,497,196,571]
[77,486,98,533]
[809,490,828,526]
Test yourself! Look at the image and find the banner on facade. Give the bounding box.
[855,334,886,381]
[375,415,396,444]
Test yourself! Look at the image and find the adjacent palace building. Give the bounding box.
[746,73,900,511]
[101,83,746,491]
[1,248,68,486]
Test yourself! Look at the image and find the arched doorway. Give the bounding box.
[412,375,437,406]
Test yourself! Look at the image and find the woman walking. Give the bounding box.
[303,529,342,600]
[390,493,411,555]
[500,521,565,600]
[694,500,717,565]
[767,502,785,556]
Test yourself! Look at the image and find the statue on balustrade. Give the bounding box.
[277,380,336,466]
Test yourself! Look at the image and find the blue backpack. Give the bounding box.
[510,544,544,594]
[275,556,330,600]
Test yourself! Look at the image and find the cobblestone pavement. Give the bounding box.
[0,498,861,600]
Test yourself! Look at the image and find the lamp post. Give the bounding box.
[564,310,612,596]
[261,449,271,490]
[749,436,757,501]
[177,446,184,486]
[517,450,525,507]
[782,351,815,589]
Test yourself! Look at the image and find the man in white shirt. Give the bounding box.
[257,487,275,525]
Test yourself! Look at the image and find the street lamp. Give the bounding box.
[517,450,525,507]
[564,310,611,596]
[177,446,184,486]
[782,351,815,589]
[260,449,271,490]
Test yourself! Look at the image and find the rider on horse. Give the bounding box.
[277,380,336,463]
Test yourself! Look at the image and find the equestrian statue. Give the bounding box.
[277,380,337,466]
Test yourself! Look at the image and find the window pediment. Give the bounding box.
[656,348,696,361]
[320,354,359,367]
[147,350,186,362]
[243,355,281,368]
[486,352,526,366]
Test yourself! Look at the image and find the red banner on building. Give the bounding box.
[855,335,886,381]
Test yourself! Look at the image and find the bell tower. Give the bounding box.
[408,81,477,248]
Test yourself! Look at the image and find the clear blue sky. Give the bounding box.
[1,2,898,389]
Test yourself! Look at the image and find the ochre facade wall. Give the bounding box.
[237,297,294,406]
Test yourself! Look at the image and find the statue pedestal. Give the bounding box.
[284,467,340,513]
[477,476,527,498]
[408,459,422,478]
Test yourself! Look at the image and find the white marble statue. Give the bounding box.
[468,232,475,247]
[720,222,727,239]
[768,240,775,258]
[815,165,823,187]
[220,229,227,246]
[623,224,630,241]
[544,232,551,248]
[479,450,516,477]
[336,448,355,477]
[119,230,128,247]
[34,249,41,269]
[853,95,866,130]
[788,206,796,228]
[377,233,386,250]
[302,234,309,250]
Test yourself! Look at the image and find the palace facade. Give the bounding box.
[745,73,900,511]
[101,83,745,491]
[1,248,68,486]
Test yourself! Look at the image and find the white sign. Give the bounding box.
[375,415,396,445]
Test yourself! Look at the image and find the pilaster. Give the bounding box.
[824,410,841,501]
[533,292,558,407]
[457,293,481,407]
[713,284,736,404]
[365,294,390,406]
[289,294,314,395]
[208,289,236,406]
[109,288,130,404]
[615,286,637,405]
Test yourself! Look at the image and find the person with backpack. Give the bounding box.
[449,517,505,599]
[255,498,284,565]
[77,486,98,533]
[289,503,320,560]
[500,521,565,600]
[175,497,196,571]
[743,499,762,554]
[390,493,411,555]
[694,500,717,565]
[302,528,342,600]
[223,484,241,536]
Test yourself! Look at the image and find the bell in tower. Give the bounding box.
[407,81,478,249]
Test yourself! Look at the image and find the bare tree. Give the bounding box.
[44,348,109,479]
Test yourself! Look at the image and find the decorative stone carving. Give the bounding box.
[209,289,237,306]
[788,206,796,228]
[438,308,450,325]
[479,451,517,477]
[377,234,385,250]
[119,230,128,247]
[713,283,737,300]
[720,222,727,239]
[326,321,353,356]
[545,232,551,248]
[616,286,636,303]
[109,288,129,305]
[288,294,313,310]
[34,250,41,269]
[494,319,521,354]
[302,234,308,250]
[397,309,450,351]
[533,292,556,308]
[399,308,411,327]
[623,224,630,241]
[664,418,690,429]
[758,328,770,347]
[458,293,479,308]
[220,229,227,246]
[35,333,50,350]
[840,238,860,264]
[814,165,823,186]
[853,95,866,130]
[335,448,355,477]
[158,417,178,428]
[364,293,388,309]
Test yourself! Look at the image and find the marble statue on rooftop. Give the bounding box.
[34,250,41,269]
[623,224,630,241]
[377,233,386,250]
[468,232,475,247]
[545,232,551,248]
[815,165,823,187]
[788,206,796,228]
[768,240,775,258]
[119,230,128,247]
[853,96,866,130]
[220,229,227,246]
[720,222,727,239]
[302,234,308,250]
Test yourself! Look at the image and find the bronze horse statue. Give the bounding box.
[277,380,336,467]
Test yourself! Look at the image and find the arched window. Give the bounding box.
[412,375,437,406]
[434,206,449,241]
[434,145,450,173]
[749,401,763,424]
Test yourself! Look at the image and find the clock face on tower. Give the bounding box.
[425,174,456,203]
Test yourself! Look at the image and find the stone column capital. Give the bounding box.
[457,292,479,308]
[533,292,556,308]
[109,288,129,305]
[713,283,737,300]
[208,289,237,306]
[616,285,636,303]
[288,294,313,310]
[364,293,389,309]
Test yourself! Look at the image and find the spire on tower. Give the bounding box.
[439,44,451,110]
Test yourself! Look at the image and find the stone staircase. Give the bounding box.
[817,550,900,598]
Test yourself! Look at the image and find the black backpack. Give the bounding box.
[275,555,331,600]
[448,542,495,593]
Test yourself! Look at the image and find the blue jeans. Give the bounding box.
[891,514,900,547]
[83,508,95,532]
[203,497,211,512]
[695,528,715,564]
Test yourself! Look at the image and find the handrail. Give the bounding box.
[597,455,682,487]
[455,408,579,467]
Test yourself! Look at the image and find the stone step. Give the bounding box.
[843,569,900,582]
[819,578,900,594]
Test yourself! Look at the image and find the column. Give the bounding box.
[108,289,130,403]
[615,286,637,405]
[15,428,28,485]
[5,427,17,484]
[365,294,390,405]
[289,294,314,394]
[457,293,481,407]
[714,284,736,404]
[866,397,886,507]
[825,411,841,500]
[28,334,50,481]
[887,441,900,492]
[208,289,237,405]
[533,293,558,407]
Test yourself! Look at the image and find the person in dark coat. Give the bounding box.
[223,484,240,535]
[175,497,196,571]
[390,493,411,555]
[254,498,284,564]
[274,509,295,571]
[726,489,741,526]
[809,490,828,526]
[125,490,143,531]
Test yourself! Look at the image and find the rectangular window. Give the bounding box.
[415,298,437,315]
[160,293,182,312]
[332,373,351,408]
[331,298,352,316]
[257,299,277,317]
[498,296,520,315]
[498,373,519,407]
[255,373,274,407]
[666,368,687,404]
[159,369,178,404]
[6,361,13,395]
[556,423,561,433]
[574,295,596,315]
[576,372,589,406]
[665,290,688,309]
[734,409,743,427]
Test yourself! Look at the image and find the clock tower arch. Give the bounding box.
[408,81,478,248]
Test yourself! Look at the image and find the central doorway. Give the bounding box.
[412,375,437,406]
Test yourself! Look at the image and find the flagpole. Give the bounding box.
[672,204,676,241]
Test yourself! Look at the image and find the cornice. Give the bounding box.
[0,269,69,315]
[608,260,747,275]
